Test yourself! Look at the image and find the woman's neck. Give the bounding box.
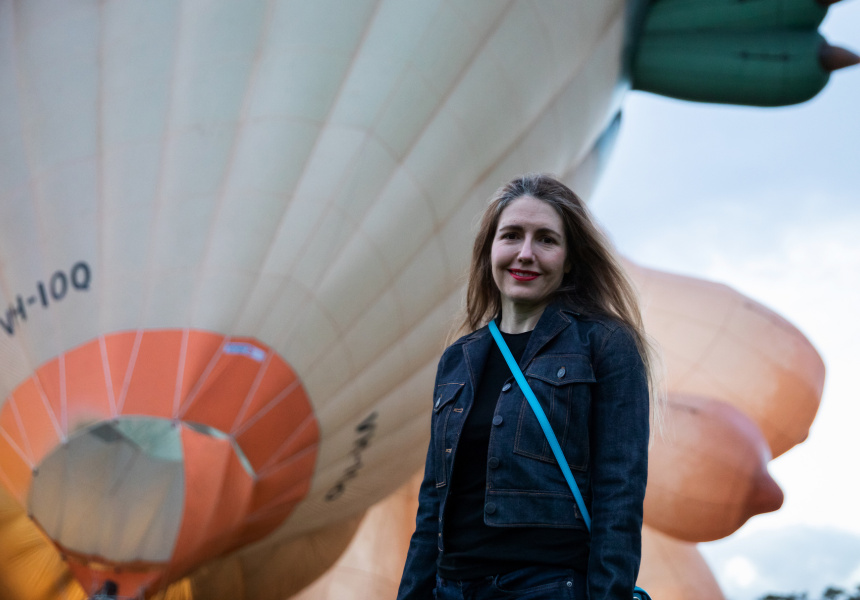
[498,300,547,333]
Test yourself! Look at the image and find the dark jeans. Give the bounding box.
[434,566,585,599]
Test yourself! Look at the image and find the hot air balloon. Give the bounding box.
[288,472,423,600]
[637,525,726,600]
[625,261,825,458]
[643,395,784,542]
[0,0,851,597]
[0,1,650,595]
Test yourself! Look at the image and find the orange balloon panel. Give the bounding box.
[638,525,726,600]
[626,260,825,457]
[644,395,783,542]
[0,330,318,598]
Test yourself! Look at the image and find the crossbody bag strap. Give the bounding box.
[488,320,592,532]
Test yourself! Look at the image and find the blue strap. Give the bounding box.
[634,587,652,600]
[488,320,592,531]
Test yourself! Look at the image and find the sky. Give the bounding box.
[589,3,860,599]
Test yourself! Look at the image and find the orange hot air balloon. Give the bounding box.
[625,260,825,457]
[643,395,783,542]
[637,525,726,600]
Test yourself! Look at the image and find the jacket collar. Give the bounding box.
[461,300,575,388]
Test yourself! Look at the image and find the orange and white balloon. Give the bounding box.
[0,0,633,596]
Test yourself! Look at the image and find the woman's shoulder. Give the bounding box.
[434,325,486,381]
[557,307,624,337]
[559,310,640,358]
[442,324,487,352]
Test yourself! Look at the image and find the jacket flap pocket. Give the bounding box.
[524,354,595,385]
[433,383,464,412]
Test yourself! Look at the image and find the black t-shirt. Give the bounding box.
[437,329,589,579]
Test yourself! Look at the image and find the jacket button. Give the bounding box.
[435,396,441,408]
[488,457,499,469]
[557,366,566,378]
[485,502,496,514]
[501,382,512,392]
[492,415,503,426]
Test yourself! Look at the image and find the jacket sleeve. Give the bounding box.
[587,326,650,600]
[395,437,440,600]
[396,378,444,599]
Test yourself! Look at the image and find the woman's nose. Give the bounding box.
[517,239,535,261]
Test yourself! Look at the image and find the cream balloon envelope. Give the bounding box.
[0,0,635,595]
[643,395,783,542]
[186,512,364,600]
[284,472,422,600]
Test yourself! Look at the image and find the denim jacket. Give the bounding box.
[397,301,650,600]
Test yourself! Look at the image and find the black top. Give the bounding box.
[437,329,589,579]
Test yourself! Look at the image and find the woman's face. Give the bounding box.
[490,195,569,314]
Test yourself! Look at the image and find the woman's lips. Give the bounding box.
[509,269,539,281]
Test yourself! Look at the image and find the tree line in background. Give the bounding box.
[761,586,860,600]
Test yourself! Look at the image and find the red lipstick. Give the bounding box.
[509,269,539,281]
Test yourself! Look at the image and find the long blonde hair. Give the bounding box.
[463,173,664,434]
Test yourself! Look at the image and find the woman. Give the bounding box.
[396,174,660,600]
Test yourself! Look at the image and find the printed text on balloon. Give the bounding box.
[0,261,91,336]
[325,411,378,502]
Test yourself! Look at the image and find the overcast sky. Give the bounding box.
[589,2,860,599]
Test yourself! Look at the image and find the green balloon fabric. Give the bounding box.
[642,0,828,33]
[633,30,829,106]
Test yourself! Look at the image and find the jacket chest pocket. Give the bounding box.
[513,354,594,471]
[432,382,464,486]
